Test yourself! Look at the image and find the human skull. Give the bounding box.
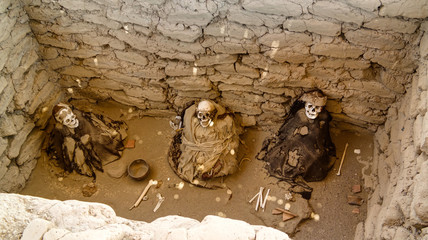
[196,100,216,127]
[305,102,323,120]
[300,90,327,120]
[54,104,79,129]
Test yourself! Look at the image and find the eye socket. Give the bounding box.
[315,106,322,111]
[64,119,71,124]
[307,104,313,108]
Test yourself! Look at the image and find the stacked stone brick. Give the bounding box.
[22,0,424,131]
[0,0,61,192]
[359,21,428,239]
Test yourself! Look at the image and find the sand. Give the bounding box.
[20,101,372,239]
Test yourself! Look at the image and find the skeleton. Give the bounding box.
[196,100,217,127]
[54,103,79,128]
[300,91,327,120]
[258,90,335,198]
[168,100,242,188]
[48,103,127,178]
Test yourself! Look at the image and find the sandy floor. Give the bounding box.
[20,101,372,239]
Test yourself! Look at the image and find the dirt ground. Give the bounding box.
[20,101,372,239]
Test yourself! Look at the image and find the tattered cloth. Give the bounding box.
[259,107,336,190]
[168,102,241,188]
[47,109,127,178]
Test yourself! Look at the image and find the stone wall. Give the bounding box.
[355,22,428,240]
[0,0,61,192]
[22,0,426,131]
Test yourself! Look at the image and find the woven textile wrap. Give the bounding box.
[169,101,241,188]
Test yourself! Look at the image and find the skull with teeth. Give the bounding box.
[300,91,327,120]
[196,100,217,128]
[53,103,79,129]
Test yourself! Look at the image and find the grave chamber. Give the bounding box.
[0,0,427,239]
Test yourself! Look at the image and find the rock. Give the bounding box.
[242,0,302,17]
[16,129,45,166]
[104,160,127,179]
[311,1,365,26]
[348,195,363,206]
[21,218,54,240]
[7,122,35,159]
[188,215,255,239]
[379,0,428,19]
[411,161,428,223]
[352,185,362,193]
[82,182,98,197]
[0,114,17,137]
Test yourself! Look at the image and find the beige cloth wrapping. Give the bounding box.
[176,102,241,184]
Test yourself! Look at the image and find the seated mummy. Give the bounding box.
[169,100,242,187]
[47,103,127,178]
[259,90,336,186]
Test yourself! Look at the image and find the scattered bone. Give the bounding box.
[311,212,320,221]
[227,189,233,200]
[261,189,270,211]
[336,143,349,176]
[250,187,271,212]
[176,182,185,190]
[284,203,291,211]
[153,193,165,212]
[217,212,226,217]
[354,149,361,154]
[352,184,362,193]
[284,192,293,201]
[129,179,159,210]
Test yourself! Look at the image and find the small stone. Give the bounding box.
[82,182,97,197]
[354,149,361,154]
[352,185,362,193]
[352,208,360,214]
[125,139,135,148]
[347,195,363,206]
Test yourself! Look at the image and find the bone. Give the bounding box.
[153,193,165,212]
[261,189,270,211]
[254,187,264,211]
[337,143,349,176]
[129,179,159,210]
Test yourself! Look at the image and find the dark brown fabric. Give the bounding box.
[48,108,127,178]
[260,108,336,182]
